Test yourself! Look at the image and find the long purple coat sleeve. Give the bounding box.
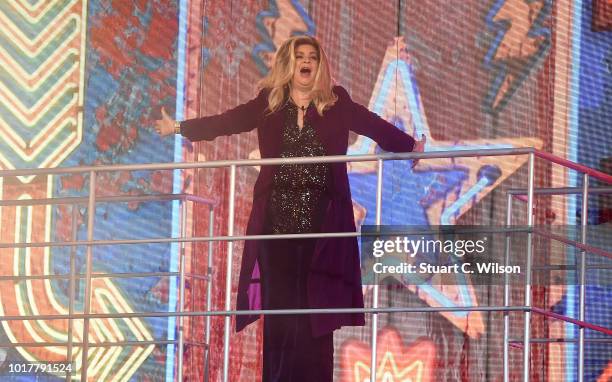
[179,89,268,142]
[335,86,415,153]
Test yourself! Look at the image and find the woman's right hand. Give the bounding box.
[411,134,426,168]
[155,107,176,137]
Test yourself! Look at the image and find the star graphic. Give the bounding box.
[349,37,543,226]
[349,37,542,337]
[340,326,436,382]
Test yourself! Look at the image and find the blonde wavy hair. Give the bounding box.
[258,35,337,116]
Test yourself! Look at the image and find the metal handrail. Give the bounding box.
[508,186,612,196]
[3,226,609,260]
[1,146,611,382]
[534,149,612,183]
[531,307,612,335]
[532,228,612,259]
[1,148,609,183]
[510,338,612,344]
[0,231,361,249]
[0,147,534,177]
[0,226,535,249]
[0,305,532,321]
[0,193,216,207]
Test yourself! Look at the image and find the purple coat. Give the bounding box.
[181,86,415,336]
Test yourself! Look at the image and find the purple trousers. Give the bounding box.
[259,237,334,382]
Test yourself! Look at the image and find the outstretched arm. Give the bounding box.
[156,89,269,142]
[336,86,416,153]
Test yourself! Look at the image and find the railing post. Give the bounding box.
[522,153,535,382]
[503,192,513,382]
[222,165,237,382]
[204,205,214,381]
[177,199,187,381]
[370,159,384,382]
[578,174,588,382]
[80,170,97,381]
[66,204,78,381]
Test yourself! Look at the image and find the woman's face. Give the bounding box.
[292,44,319,90]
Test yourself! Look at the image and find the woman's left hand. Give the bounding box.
[412,134,426,168]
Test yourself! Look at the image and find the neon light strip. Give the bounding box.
[566,0,583,379]
[425,144,513,151]
[396,61,427,138]
[351,60,423,155]
[441,177,490,225]
[166,0,188,379]
[366,60,514,154]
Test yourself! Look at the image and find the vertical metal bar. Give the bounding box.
[80,170,96,381]
[177,200,187,381]
[65,204,78,381]
[578,174,588,382]
[204,205,214,381]
[190,201,196,379]
[222,165,237,382]
[503,193,513,382]
[370,159,384,382]
[522,153,535,382]
[196,0,209,375]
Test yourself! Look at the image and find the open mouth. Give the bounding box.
[299,67,312,75]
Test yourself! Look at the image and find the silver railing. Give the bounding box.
[1,147,611,381]
[0,191,216,382]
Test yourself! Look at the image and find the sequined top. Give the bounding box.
[268,101,330,234]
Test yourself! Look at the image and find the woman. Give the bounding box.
[156,35,425,381]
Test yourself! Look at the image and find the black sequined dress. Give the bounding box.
[259,100,334,382]
[267,101,330,234]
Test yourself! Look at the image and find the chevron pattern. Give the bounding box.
[0,0,86,181]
